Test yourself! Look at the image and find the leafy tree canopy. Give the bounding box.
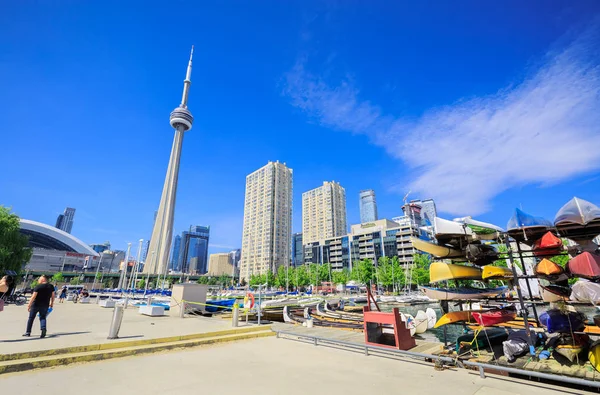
[0,206,32,275]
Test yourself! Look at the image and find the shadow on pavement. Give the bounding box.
[1,331,92,343]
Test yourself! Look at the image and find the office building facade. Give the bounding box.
[179,225,210,275]
[292,232,303,266]
[55,207,76,234]
[359,190,378,223]
[170,234,182,271]
[302,181,347,245]
[240,161,293,280]
[228,249,241,268]
[208,253,235,276]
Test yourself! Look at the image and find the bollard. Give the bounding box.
[107,305,124,339]
[179,301,186,318]
[232,303,239,327]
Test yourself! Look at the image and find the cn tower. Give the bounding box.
[143,47,194,276]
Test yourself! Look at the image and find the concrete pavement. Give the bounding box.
[0,337,589,395]
[0,300,237,354]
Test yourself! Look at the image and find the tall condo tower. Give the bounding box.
[240,161,293,280]
[302,181,347,245]
[143,47,195,275]
[55,207,76,234]
[359,189,378,223]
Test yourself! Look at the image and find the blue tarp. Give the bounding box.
[507,208,553,231]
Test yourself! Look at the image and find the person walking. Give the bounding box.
[58,286,67,303]
[23,275,55,338]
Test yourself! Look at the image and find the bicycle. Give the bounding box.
[4,291,27,306]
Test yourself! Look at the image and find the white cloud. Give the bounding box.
[284,27,600,215]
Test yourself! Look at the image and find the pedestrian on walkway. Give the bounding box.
[58,286,67,303]
[23,275,55,338]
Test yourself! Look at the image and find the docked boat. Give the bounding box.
[566,252,600,280]
[534,258,569,282]
[411,237,463,258]
[395,293,434,304]
[204,298,236,312]
[429,262,482,283]
[433,217,476,246]
[413,310,429,334]
[425,308,437,329]
[420,286,507,301]
[481,265,513,280]
[555,197,600,241]
[507,208,554,244]
[464,243,499,266]
[532,231,563,257]
[283,306,364,330]
[434,310,478,328]
[472,306,516,327]
[401,313,416,336]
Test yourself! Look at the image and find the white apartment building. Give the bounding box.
[208,253,235,276]
[302,181,347,245]
[240,161,293,280]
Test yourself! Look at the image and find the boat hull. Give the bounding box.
[411,237,463,258]
[472,307,516,327]
[481,265,513,280]
[420,286,507,301]
[429,262,482,283]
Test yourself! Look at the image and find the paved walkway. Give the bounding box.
[0,337,589,395]
[0,301,238,353]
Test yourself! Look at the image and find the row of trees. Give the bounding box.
[245,254,432,291]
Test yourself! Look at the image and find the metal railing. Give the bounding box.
[274,329,600,390]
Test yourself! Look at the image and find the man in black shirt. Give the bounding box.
[23,275,55,338]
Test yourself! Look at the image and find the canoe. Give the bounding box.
[433,217,476,246]
[429,262,482,283]
[453,216,504,237]
[465,244,499,266]
[555,345,584,363]
[413,310,429,334]
[534,258,569,282]
[481,265,513,280]
[567,252,600,280]
[555,197,600,241]
[434,310,479,328]
[426,308,437,329]
[411,237,463,258]
[532,231,563,257]
[420,286,507,301]
[456,328,510,354]
[472,307,516,327]
[507,208,554,244]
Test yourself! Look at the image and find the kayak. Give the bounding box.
[426,308,437,329]
[472,307,516,327]
[507,208,554,244]
[453,216,504,237]
[540,286,568,302]
[555,197,600,241]
[420,286,507,301]
[411,237,463,258]
[429,262,482,283]
[534,258,569,282]
[434,217,475,245]
[433,310,478,328]
[456,328,510,354]
[413,310,429,334]
[589,341,600,372]
[532,231,563,257]
[465,244,499,266]
[567,252,600,281]
[481,265,513,280]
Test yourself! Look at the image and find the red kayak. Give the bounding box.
[567,252,600,280]
[472,307,517,327]
[532,231,563,257]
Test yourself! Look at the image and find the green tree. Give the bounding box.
[318,263,331,282]
[0,206,32,275]
[137,278,146,289]
[332,268,350,286]
[103,279,112,288]
[249,273,265,287]
[69,277,81,285]
[405,253,431,287]
[265,270,276,287]
[275,266,288,289]
[51,272,65,283]
[351,259,374,285]
[376,257,394,291]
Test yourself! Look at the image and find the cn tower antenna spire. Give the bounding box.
[180,45,194,108]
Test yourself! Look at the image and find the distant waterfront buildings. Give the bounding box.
[170,235,182,271]
[240,161,293,280]
[359,190,378,223]
[302,181,347,245]
[228,249,241,268]
[90,241,111,254]
[292,232,303,266]
[208,253,235,276]
[55,207,76,234]
[179,225,210,274]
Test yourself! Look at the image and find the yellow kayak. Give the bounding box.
[430,262,482,283]
[434,310,479,328]
[590,341,600,372]
[481,265,514,280]
[411,237,463,258]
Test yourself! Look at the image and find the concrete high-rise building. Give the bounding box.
[228,249,241,268]
[55,207,76,234]
[170,234,182,271]
[144,47,195,276]
[179,225,210,275]
[240,161,293,280]
[292,232,303,266]
[410,198,437,226]
[208,253,235,276]
[359,190,378,223]
[302,181,347,245]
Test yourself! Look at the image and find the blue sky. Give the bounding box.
[1,1,600,254]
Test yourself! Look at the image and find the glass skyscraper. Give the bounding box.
[359,190,378,223]
[170,235,182,271]
[55,207,76,234]
[292,232,303,266]
[179,225,210,274]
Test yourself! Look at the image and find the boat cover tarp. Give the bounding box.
[570,280,600,303]
[567,252,600,280]
[555,197,600,226]
[539,309,586,334]
[507,208,553,231]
